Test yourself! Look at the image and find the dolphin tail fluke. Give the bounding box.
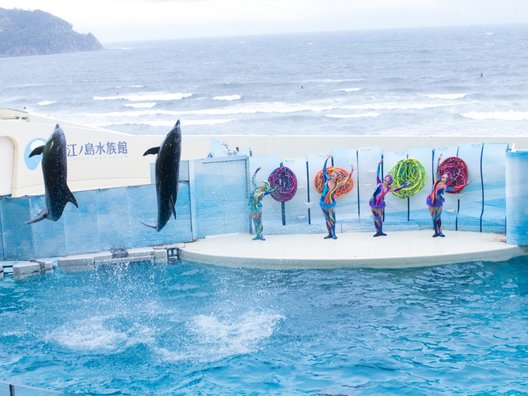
[26,209,48,224]
[141,221,159,231]
[143,147,160,156]
[29,145,45,158]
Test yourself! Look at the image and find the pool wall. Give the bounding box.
[506,150,528,246]
[249,143,509,236]
[0,381,61,395]
[0,142,521,261]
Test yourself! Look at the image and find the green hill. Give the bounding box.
[0,8,103,57]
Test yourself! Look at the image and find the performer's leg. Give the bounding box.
[435,207,444,237]
[429,206,439,236]
[322,208,334,239]
[329,208,337,239]
[252,212,264,240]
[372,208,386,236]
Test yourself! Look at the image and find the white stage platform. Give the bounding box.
[179,230,527,269]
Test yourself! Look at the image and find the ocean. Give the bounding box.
[0,24,528,137]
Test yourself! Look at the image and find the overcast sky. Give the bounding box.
[2,0,528,43]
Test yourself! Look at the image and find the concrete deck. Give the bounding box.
[179,231,528,269]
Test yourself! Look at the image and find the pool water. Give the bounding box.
[1,258,528,394]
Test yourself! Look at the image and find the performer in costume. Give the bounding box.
[319,155,353,240]
[249,167,278,241]
[369,161,408,237]
[426,155,454,237]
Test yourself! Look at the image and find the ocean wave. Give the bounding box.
[81,109,180,118]
[111,118,234,127]
[341,102,449,111]
[185,119,234,126]
[424,93,469,100]
[93,91,192,102]
[338,88,363,93]
[124,102,157,109]
[460,111,528,121]
[325,112,381,118]
[81,99,448,122]
[213,95,241,101]
[305,78,363,83]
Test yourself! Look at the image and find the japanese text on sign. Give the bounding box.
[67,141,128,157]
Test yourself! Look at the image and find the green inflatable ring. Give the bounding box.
[389,158,427,198]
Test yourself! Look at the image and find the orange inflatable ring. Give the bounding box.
[314,166,353,198]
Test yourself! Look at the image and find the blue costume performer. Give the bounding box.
[426,155,454,237]
[319,156,353,240]
[249,167,278,241]
[369,161,407,237]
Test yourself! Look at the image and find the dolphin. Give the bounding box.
[27,124,78,224]
[143,120,182,231]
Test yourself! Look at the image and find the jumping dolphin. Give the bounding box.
[27,124,78,224]
[143,120,182,231]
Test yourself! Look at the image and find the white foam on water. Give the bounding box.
[49,317,155,353]
[338,88,362,93]
[175,101,336,116]
[342,101,450,111]
[213,95,241,101]
[124,102,157,109]
[184,118,235,126]
[190,311,283,356]
[325,112,381,119]
[156,311,283,363]
[81,98,448,125]
[105,118,234,127]
[424,93,469,100]
[154,311,284,362]
[83,109,173,117]
[93,92,192,102]
[461,111,528,121]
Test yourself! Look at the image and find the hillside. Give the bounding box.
[0,8,103,57]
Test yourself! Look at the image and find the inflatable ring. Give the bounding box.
[439,157,469,194]
[314,166,353,198]
[389,158,427,198]
[268,166,298,202]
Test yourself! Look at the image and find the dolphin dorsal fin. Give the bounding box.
[65,186,78,208]
[143,147,160,156]
[29,145,45,158]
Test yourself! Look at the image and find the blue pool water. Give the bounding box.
[1,258,528,394]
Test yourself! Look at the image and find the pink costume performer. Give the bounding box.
[426,155,454,237]
[369,161,407,237]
